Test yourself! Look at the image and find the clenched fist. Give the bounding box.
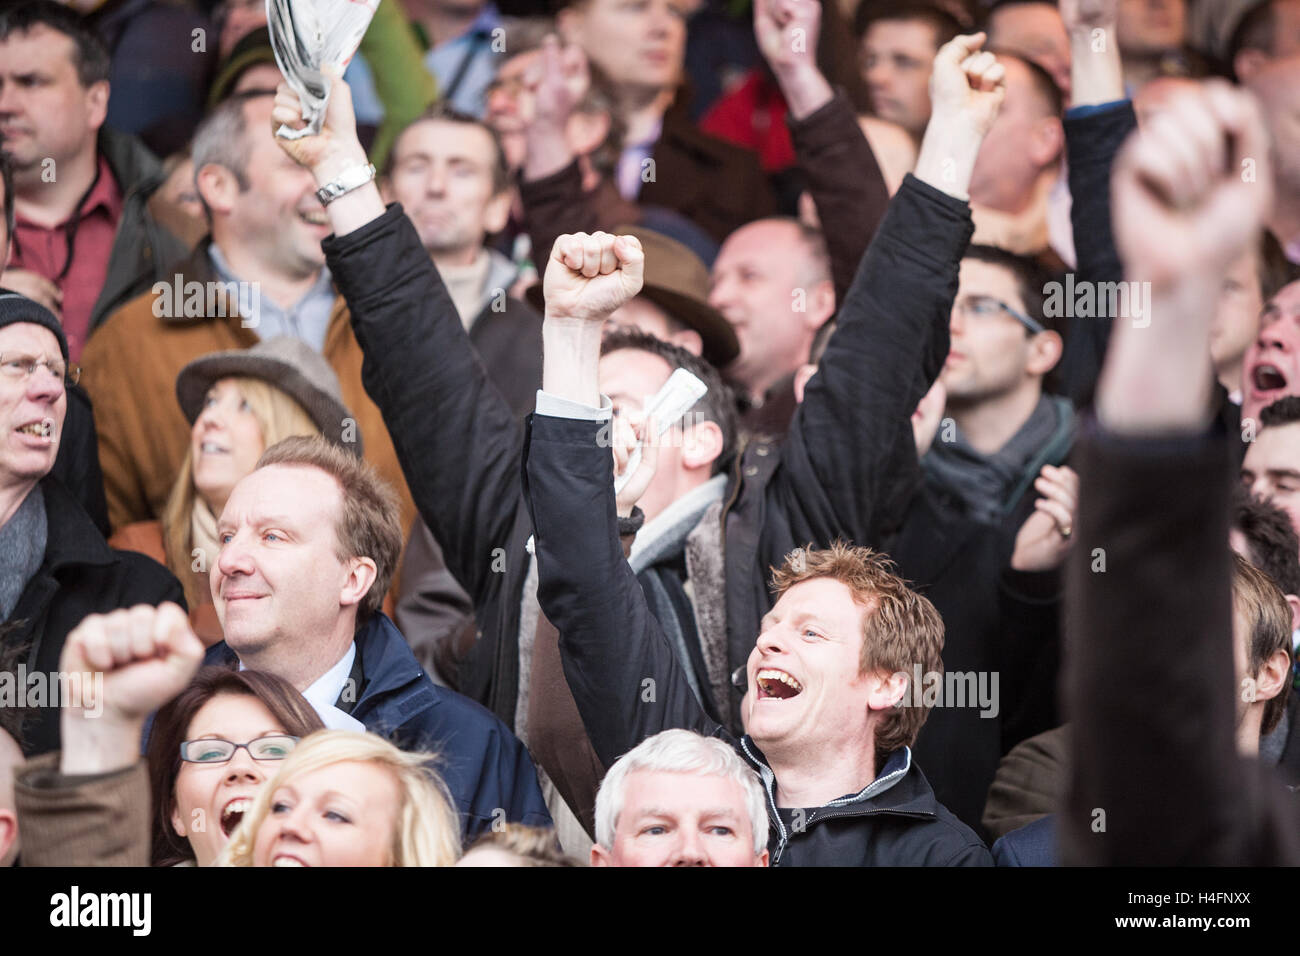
[60,602,204,725]
[929,33,1007,137]
[1112,80,1272,289]
[543,231,646,323]
[58,603,205,775]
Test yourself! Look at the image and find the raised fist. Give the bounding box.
[59,603,204,725]
[755,0,821,75]
[543,231,646,322]
[1112,80,1272,289]
[929,33,1007,137]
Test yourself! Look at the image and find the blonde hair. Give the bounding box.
[769,541,945,766]
[162,376,320,608]
[218,730,461,867]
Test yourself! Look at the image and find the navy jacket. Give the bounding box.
[204,612,551,840]
[992,815,1056,867]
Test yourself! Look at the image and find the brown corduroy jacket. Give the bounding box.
[14,753,151,867]
[80,240,417,559]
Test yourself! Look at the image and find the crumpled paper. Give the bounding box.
[266,0,380,139]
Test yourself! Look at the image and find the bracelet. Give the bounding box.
[315,162,377,206]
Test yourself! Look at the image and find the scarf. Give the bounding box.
[0,485,47,622]
[924,395,1067,526]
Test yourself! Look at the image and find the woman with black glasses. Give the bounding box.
[145,667,324,866]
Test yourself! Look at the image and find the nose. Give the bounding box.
[224,747,264,785]
[707,274,735,313]
[866,61,892,90]
[1251,474,1271,501]
[426,162,448,196]
[216,528,256,579]
[1257,317,1290,353]
[948,301,967,337]
[26,365,65,403]
[276,804,313,845]
[669,829,708,867]
[754,623,788,658]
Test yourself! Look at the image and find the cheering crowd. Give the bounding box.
[0,0,1298,867]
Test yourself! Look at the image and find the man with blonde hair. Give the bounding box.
[201,435,550,839]
[592,729,769,867]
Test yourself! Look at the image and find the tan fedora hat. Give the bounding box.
[528,224,740,367]
[175,336,363,456]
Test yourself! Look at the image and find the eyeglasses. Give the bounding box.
[0,353,80,387]
[954,295,1046,335]
[180,734,300,764]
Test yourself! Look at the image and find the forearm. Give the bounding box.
[524,414,713,766]
[60,715,142,776]
[519,159,600,269]
[1059,102,1136,406]
[772,63,833,121]
[1095,278,1219,436]
[788,89,890,306]
[541,316,603,407]
[788,174,972,544]
[1061,428,1242,864]
[1069,27,1124,108]
[324,205,523,605]
[523,120,575,184]
[914,115,985,201]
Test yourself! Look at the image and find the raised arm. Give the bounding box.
[16,604,203,866]
[271,74,526,612]
[776,34,1002,548]
[1056,0,1135,406]
[1063,82,1281,864]
[516,37,603,268]
[524,232,720,767]
[757,0,890,307]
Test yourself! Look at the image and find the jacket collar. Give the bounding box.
[739,736,936,820]
[347,613,438,722]
[202,613,436,723]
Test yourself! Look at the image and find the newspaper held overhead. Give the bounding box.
[266,0,380,139]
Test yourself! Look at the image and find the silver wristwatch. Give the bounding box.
[315,162,377,205]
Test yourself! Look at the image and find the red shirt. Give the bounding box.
[699,69,796,174]
[10,154,124,361]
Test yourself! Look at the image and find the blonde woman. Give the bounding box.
[110,337,363,643]
[219,730,461,867]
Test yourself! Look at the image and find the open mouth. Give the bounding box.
[220,797,252,836]
[755,668,803,701]
[1253,363,1288,394]
[16,421,50,438]
[272,855,308,867]
[299,208,329,227]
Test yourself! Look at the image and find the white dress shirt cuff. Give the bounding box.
[535,390,613,421]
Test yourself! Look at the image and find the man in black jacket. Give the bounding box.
[512,32,1011,865]
[0,291,182,756]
